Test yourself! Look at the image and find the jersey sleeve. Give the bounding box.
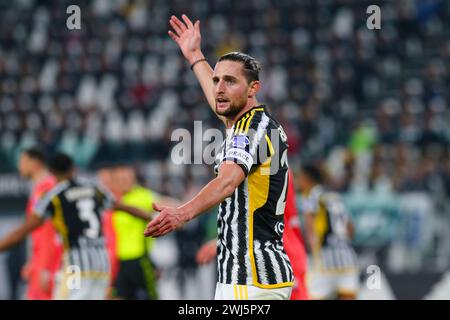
[223,112,271,176]
[301,192,320,215]
[223,133,254,176]
[33,192,55,219]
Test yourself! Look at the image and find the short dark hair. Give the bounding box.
[22,147,46,164]
[49,153,74,175]
[301,164,323,184]
[218,52,261,83]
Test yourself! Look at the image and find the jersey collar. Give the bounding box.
[231,104,266,127]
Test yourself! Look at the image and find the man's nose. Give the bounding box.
[215,79,225,93]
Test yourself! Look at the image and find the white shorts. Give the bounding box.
[214,283,292,300]
[307,269,359,299]
[52,271,110,300]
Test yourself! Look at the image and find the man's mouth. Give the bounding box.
[216,97,229,109]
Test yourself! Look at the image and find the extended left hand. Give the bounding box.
[144,203,187,237]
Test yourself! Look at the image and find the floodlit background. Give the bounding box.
[1,0,450,299]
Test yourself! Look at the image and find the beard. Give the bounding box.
[215,99,246,118]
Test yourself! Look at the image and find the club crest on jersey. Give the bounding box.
[275,222,285,237]
[232,135,250,149]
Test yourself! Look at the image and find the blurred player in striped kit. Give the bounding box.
[0,153,154,299]
[298,164,360,300]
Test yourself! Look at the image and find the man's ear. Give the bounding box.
[248,80,260,98]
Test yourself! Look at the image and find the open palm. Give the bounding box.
[168,14,202,62]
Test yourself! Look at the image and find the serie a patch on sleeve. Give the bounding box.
[231,135,250,149]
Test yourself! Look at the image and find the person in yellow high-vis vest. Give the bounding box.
[111,164,179,300]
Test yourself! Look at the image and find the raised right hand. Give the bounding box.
[168,14,203,63]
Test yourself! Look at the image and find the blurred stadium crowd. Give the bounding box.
[1,0,450,296]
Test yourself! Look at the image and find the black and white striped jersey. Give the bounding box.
[33,177,112,274]
[214,105,294,289]
[302,185,359,272]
